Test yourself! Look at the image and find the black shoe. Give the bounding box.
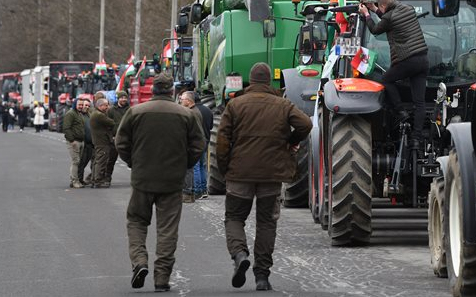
[154,284,171,292]
[394,110,410,128]
[94,183,110,188]
[131,264,148,289]
[232,251,250,288]
[256,276,272,291]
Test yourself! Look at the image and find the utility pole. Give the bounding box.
[36,0,41,66]
[68,0,74,61]
[170,0,177,57]
[134,0,142,58]
[99,0,105,62]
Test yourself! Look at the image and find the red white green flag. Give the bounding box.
[135,56,147,79]
[351,47,378,75]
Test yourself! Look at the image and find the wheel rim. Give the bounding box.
[430,197,442,258]
[318,135,325,205]
[449,179,462,277]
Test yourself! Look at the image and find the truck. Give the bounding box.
[290,0,476,248]
[0,72,21,103]
[129,59,159,106]
[48,61,94,132]
[184,0,306,194]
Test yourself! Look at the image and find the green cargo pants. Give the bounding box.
[224,181,281,278]
[127,188,183,286]
[92,145,110,184]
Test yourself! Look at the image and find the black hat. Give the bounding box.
[153,73,174,91]
[249,62,271,85]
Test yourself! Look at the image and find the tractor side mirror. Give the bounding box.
[190,3,202,24]
[176,13,189,34]
[263,19,276,38]
[431,0,459,16]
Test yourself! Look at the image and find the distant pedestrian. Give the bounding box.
[115,73,205,292]
[179,91,203,203]
[63,99,85,188]
[1,102,9,132]
[217,62,312,290]
[33,102,45,133]
[17,104,28,132]
[193,92,213,199]
[7,102,16,131]
[105,90,130,185]
[78,99,94,186]
[90,98,115,188]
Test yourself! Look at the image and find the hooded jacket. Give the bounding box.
[216,84,312,183]
[366,0,427,65]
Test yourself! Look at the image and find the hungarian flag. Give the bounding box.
[135,56,147,79]
[115,63,136,92]
[162,30,179,59]
[351,47,378,75]
[127,52,135,64]
[94,59,107,73]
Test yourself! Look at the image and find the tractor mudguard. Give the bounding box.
[447,122,476,244]
[282,68,320,117]
[324,78,384,114]
[436,156,449,180]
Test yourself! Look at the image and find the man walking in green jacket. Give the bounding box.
[90,98,115,188]
[63,98,85,188]
[116,73,205,292]
[217,62,312,290]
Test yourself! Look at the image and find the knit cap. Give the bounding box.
[249,62,271,85]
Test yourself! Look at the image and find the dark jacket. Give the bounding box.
[115,95,206,193]
[107,102,130,135]
[367,1,427,65]
[90,109,115,146]
[83,111,93,144]
[216,84,312,183]
[63,109,85,142]
[195,103,213,142]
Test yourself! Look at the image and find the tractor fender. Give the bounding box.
[447,122,476,244]
[309,100,321,188]
[323,78,384,114]
[436,156,449,180]
[282,68,320,117]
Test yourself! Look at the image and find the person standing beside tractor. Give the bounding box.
[193,91,213,199]
[216,62,312,290]
[90,98,115,188]
[359,0,428,145]
[115,73,205,292]
[63,99,85,189]
[179,91,204,203]
[106,90,130,185]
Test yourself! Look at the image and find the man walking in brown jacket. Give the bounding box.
[116,73,205,292]
[217,62,312,290]
[90,98,115,188]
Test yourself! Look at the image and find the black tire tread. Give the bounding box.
[330,115,372,246]
[428,177,448,278]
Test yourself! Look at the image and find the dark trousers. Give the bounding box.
[224,181,281,278]
[92,145,110,184]
[382,53,429,138]
[78,142,94,182]
[127,188,183,286]
[105,146,118,182]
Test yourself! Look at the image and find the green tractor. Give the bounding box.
[184,0,307,195]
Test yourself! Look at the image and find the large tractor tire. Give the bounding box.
[283,139,309,208]
[208,114,226,195]
[428,177,448,278]
[444,149,476,297]
[328,115,372,246]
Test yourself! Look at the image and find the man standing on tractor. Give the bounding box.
[359,0,428,145]
[216,62,312,291]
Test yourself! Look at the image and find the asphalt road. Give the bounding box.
[0,128,452,297]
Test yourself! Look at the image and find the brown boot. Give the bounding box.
[182,193,195,203]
